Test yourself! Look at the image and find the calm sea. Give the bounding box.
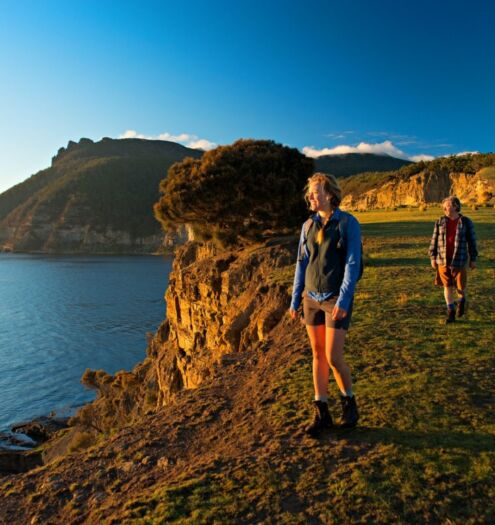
[0,253,172,438]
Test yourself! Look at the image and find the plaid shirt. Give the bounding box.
[428,214,478,268]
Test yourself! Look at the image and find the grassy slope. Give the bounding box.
[126,208,495,524]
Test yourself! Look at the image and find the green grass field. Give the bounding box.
[126,207,495,524]
[271,207,495,523]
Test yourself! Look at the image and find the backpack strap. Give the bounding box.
[337,212,363,281]
[337,213,348,250]
[299,217,314,260]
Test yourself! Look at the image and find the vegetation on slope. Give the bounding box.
[0,138,203,242]
[314,152,411,178]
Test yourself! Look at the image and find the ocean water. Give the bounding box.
[0,253,172,436]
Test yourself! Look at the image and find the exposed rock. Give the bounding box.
[68,237,297,436]
[0,200,167,253]
[150,238,295,406]
[12,416,69,444]
[341,168,495,210]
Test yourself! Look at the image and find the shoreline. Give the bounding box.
[0,414,71,474]
[0,249,175,257]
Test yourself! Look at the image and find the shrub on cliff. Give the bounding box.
[154,139,314,245]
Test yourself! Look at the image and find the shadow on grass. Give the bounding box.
[337,426,495,452]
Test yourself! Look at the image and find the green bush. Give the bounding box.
[154,139,314,246]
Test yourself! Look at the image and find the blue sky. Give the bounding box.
[0,0,494,193]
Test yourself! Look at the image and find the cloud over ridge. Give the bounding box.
[120,130,217,151]
[303,140,435,162]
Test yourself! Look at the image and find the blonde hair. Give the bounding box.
[304,172,342,208]
[305,172,342,245]
[442,195,461,212]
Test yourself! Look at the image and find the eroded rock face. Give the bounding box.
[146,239,296,405]
[341,169,495,210]
[69,238,296,435]
[0,198,166,253]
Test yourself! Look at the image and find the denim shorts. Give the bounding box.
[303,294,353,330]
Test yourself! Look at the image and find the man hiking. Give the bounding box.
[429,196,478,323]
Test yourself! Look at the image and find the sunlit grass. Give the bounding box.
[123,207,495,524]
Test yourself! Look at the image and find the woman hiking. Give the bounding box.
[289,173,362,438]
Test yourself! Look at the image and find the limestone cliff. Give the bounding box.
[341,166,495,210]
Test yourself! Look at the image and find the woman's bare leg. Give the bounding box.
[326,327,353,395]
[306,324,328,398]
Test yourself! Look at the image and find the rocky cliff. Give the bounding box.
[341,163,495,210]
[0,207,166,254]
[67,238,296,436]
[152,239,293,402]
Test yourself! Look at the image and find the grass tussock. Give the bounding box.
[67,431,97,453]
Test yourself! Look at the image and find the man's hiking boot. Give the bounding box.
[305,400,333,438]
[340,395,359,428]
[445,308,456,324]
[456,299,466,318]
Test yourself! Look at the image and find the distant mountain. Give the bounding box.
[314,153,411,177]
[0,140,418,254]
[0,138,202,253]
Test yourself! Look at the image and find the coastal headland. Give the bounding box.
[1,204,494,523]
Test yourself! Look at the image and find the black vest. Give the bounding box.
[305,219,345,294]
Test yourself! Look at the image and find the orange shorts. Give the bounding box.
[435,265,467,291]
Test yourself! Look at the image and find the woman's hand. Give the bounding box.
[469,261,477,270]
[332,306,347,321]
[289,308,299,320]
[431,259,437,269]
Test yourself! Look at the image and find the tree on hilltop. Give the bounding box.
[154,139,314,245]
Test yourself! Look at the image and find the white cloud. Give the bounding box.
[157,132,192,142]
[410,154,435,162]
[120,130,148,139]
[119,130,217,151]
[303,140,410,160]
[187,139,217,150]
[302,140,446,163]
[454,151,480,157]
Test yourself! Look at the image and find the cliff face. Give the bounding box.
[341,168,495,210]
[150,240,294,404]
[0,200,165,254]
[70,238,296,434]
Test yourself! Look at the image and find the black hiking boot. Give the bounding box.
[340,395,359,428]
[456,299,466,318]
[445,308,456,324]
[305,400,333,438]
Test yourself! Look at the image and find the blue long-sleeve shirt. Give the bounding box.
[290,209,362,313]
